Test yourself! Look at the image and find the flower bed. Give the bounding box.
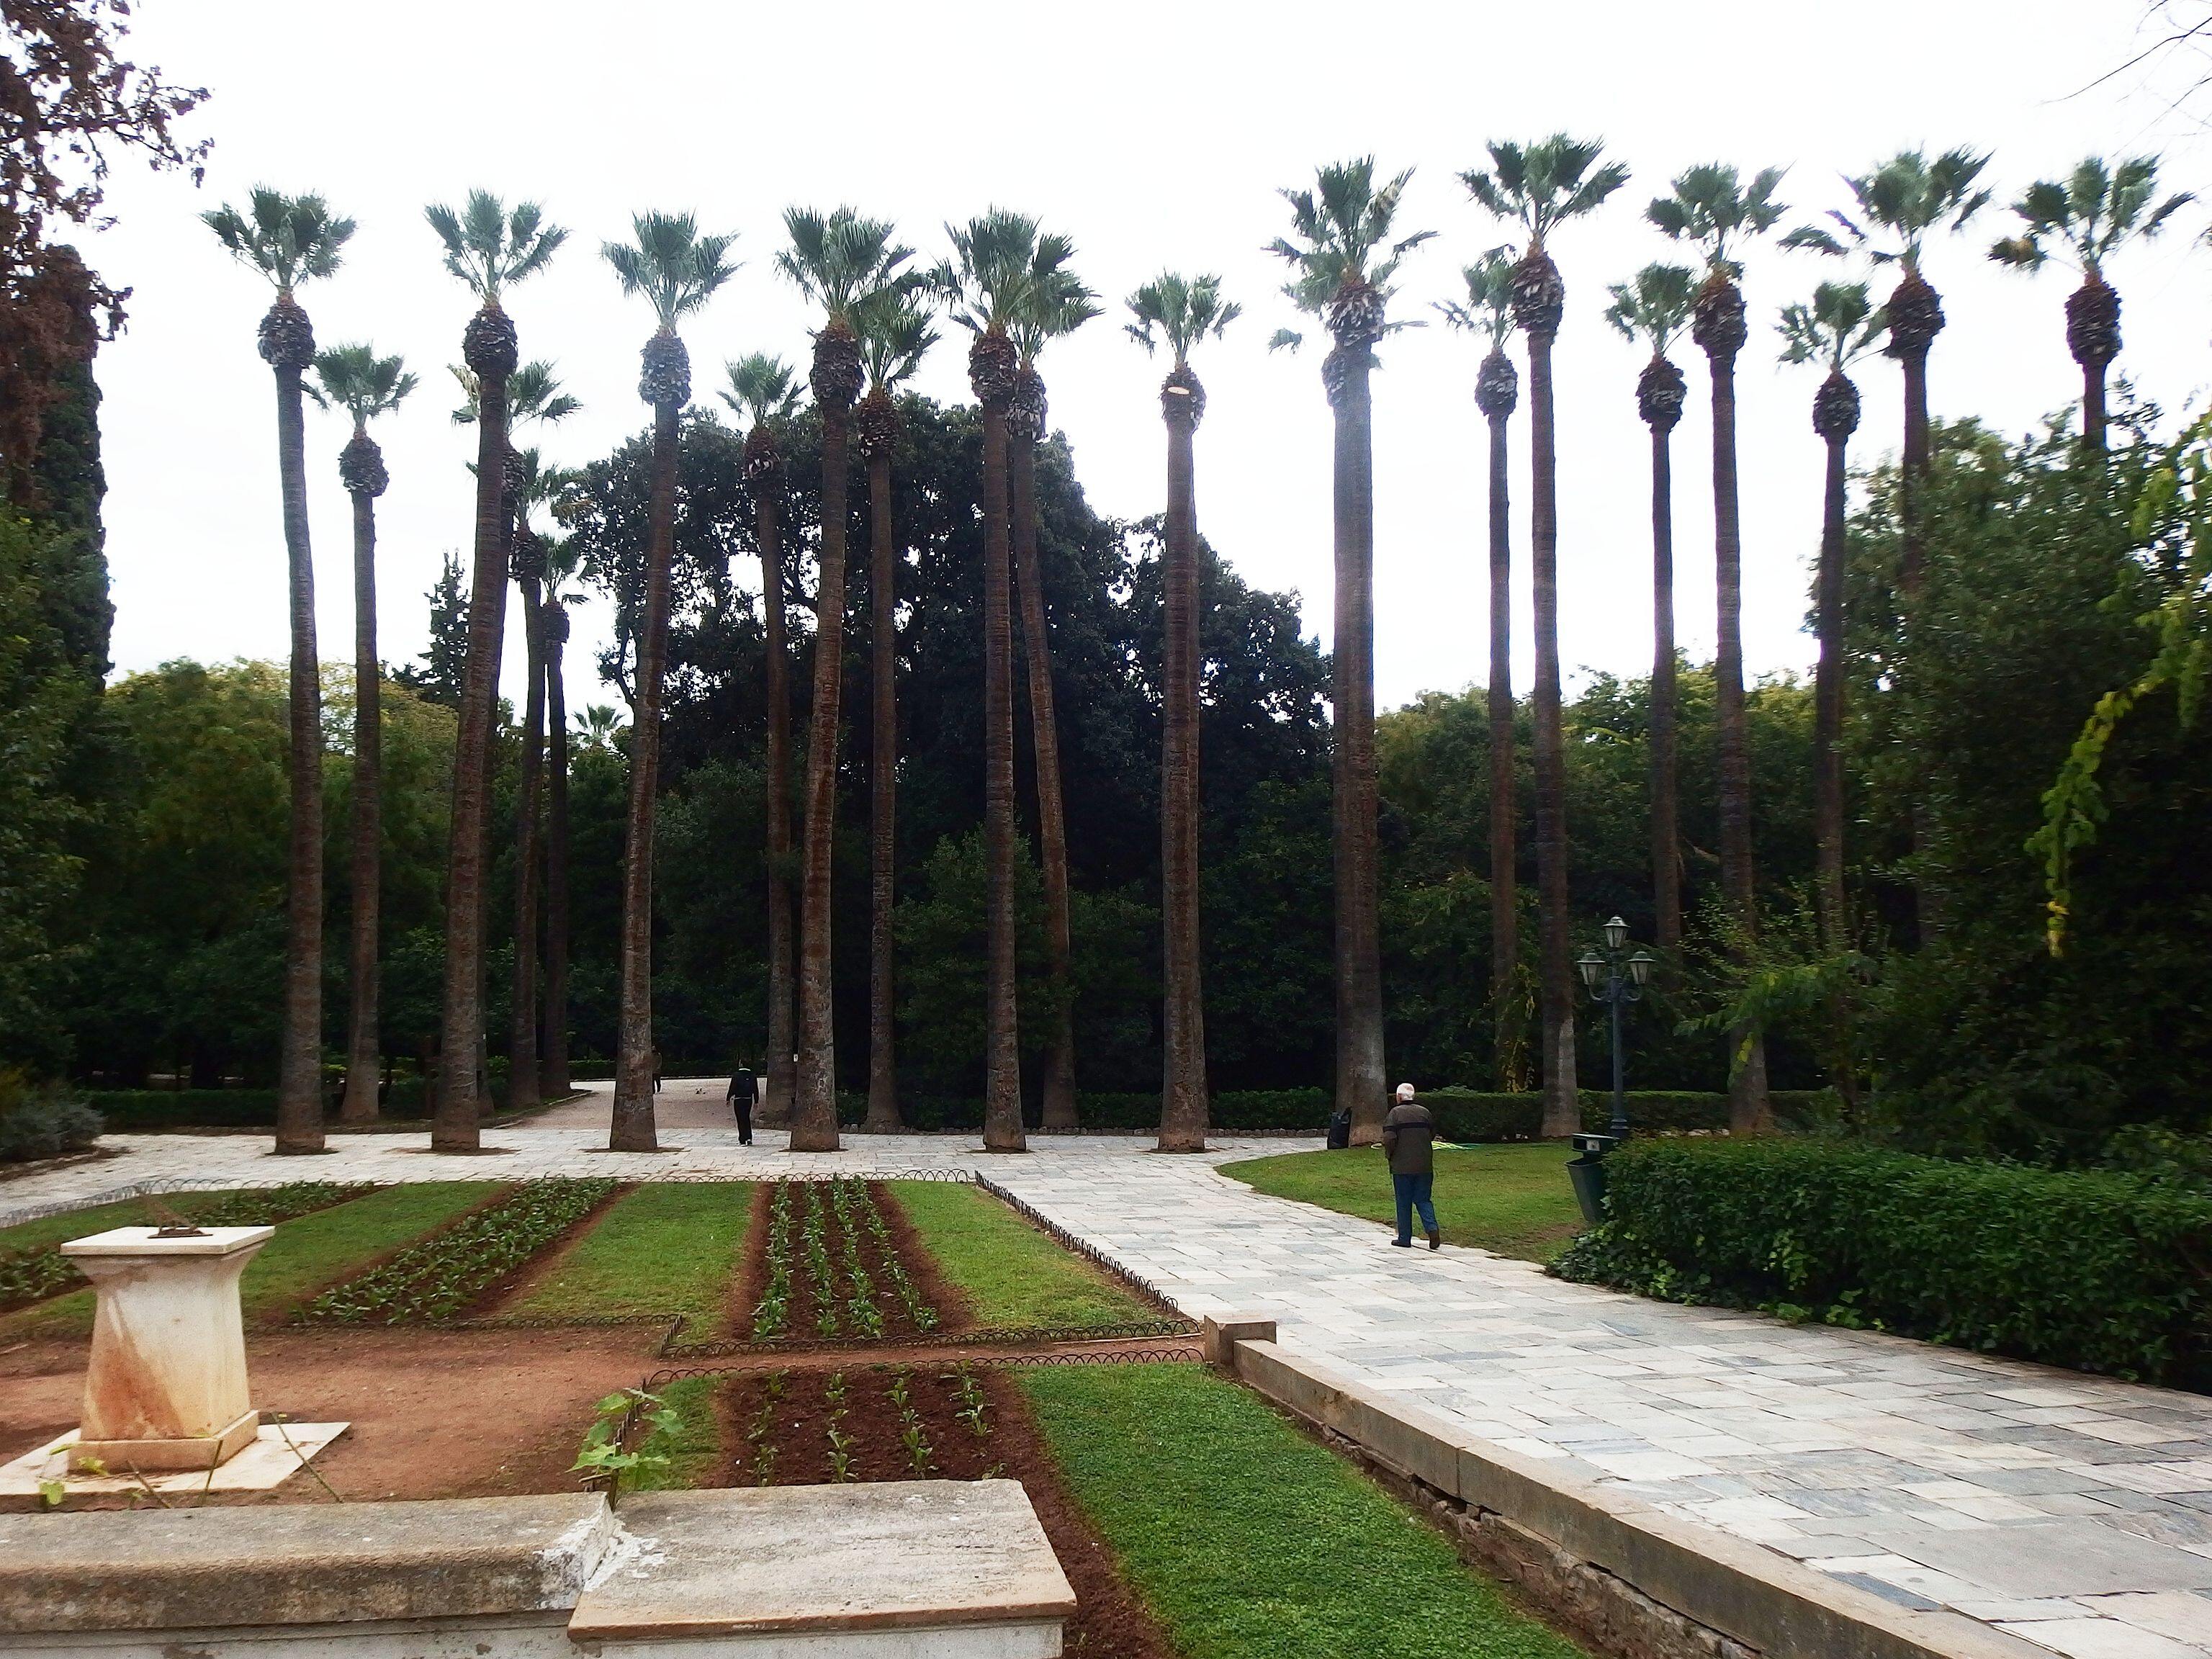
[0,1182,374,1316]
[299,1179,617,1325]
[747,1179,943,1342]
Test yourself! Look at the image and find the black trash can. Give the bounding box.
[1565,1132,1618,1228]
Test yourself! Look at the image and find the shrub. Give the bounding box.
[1553,1136,2212,1388]
[0,1079,103,1161]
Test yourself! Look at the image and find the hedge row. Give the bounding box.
[1552,1137,2212,1388]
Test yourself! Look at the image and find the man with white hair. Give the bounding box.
[1381,1082,1440,1250]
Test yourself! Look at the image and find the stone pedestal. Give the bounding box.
[58,1226,271,1473]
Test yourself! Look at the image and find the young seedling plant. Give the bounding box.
[570,1388,677,1502]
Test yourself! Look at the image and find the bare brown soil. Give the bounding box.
[0,1324,662,1506]
[716,1364,1175,1659]
[753,1180,968,1344]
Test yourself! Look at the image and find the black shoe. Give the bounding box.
[1390,1238,1411,1248]
[1427,1231,1442,1251]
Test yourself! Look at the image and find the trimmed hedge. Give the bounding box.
[91,1085,429,1130]
[1553,1137,2212,1388]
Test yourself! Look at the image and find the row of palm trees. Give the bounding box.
[207,131,2189,1158]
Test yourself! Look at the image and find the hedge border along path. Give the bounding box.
[0,1182,375,1318]
[300,1178,618,1325]
[1017,1362,1588,1659]
[1552,1136,2212,1388]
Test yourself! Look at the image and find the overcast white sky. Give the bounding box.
[82,1,2212,715]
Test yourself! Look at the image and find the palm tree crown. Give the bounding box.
[1461,137,1629,253]
[1647,164,1788,278]
[310,345,415,431]
[1779,281,1887,374]
[1604,264,1697,356]
[1781,147,1992,274]
[1265,157,1431,350]
[204,188,356,297]
[1990,156,2193,277]
[721,354,802,428]
[779,207,917,332]
[426,190,567,304]
[938,211,1068,336]
[1434,250,1516,347]
[1127,272,1240,364]
[449,359,581,428]
[1010,252,1100,368]
[604,211,740,332]
[856,292,938,395]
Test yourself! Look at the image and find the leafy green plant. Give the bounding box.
[570,1389,677,1498]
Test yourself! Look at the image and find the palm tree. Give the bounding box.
[1438,251,1524,1089]
[603,211,739,1153]
[719,354,803,1123]
[538,529,585,1100]
[1007,235,1100,1132]
[308,343,415,1125]
[1602,264,1696,958]
[1463,136,1627,1138]
[1650,163,1786,1133]
[1128,272,1238,1154]
[853,293,937,1132]
[777,207,917,1155]
[1780,282,1885,951]
[1990,156,2192,451]
[1267,158,1432,1148]
[204,188,356,1156]
[940,210,1044,1155]
[1782,148,1991,598]
[423,190,565,1151]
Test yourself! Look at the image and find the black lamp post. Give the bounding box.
[1577,916,1656,1141]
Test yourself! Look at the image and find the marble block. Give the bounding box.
[58,1225,271,1471]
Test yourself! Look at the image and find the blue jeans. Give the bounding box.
[1393,1172,1437,1245]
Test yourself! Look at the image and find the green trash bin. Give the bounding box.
[1565,1132,1617,1228]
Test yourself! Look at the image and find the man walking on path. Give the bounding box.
[727,1064,758,1146]
[1382,1082,1439,1250]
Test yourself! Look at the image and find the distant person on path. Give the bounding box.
[727,1065,757,1146]
[1326,1099,1352,1149]
[1382,1082,1439,1250]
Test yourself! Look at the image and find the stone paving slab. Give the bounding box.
[4,1100,2209,1658]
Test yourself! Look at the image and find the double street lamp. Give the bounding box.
[1577,916,1656,1142]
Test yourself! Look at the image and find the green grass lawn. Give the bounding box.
[1219,1144,1584,1263]
[629,1374,723,1492]
[890,1181,1159,1331]
[0,1182,503,1339]
[500,1182,750,1334]
[1020,1362,1585,1659]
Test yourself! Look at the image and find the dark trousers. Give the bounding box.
[1393,1172,1437,1245]
[732,1099,754,1144]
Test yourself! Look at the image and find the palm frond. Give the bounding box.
[1126,271,1239,361]
[425,189,568,302]
[1603,263,1698,350]
[1778,280,1886,371]
[311,343,415,426]
[775,205,915,329]
[1646,162,1787,275]
[451,358,579,427]
[1268,156,1432,318]
[720,353,803,426]
[940,208,1045,336]
[603,210,739,330]
[855,290,939,390]
[1990,153,2195,279]
[203,186,355,293]
[1460,135,1628,248]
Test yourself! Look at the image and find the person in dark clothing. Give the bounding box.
[727,1066,757,1146]
[1381,1082,1439,1249]
[1325,1102,1352,1150]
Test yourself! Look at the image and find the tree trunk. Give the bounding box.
[1158,381,1208,1152]
[431,357,509,1153]
[1709,346,1772,1133]
[340,483,380,1125]
[792,406,850,1153]
[610,397,679,1152]
[2082,359,2106,456]
[507,578,546,1114]
[1527,333,1578,1137]
[1485,406,1521,1092]
[540,609,571,1099]
[1327,346,1388,1148]
[1649,421,1681,956]
[864,444,901,1130]
[1814,428,1850,947]
[1898,345,1930,601]
[274,362,325,1154]
[981,399,1025,1153]
[757,482,796,1125]
[1010,437,1078,1130]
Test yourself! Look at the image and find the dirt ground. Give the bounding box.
[0,1323,662,1504]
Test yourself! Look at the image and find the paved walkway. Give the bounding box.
[4,1091,2208,1658]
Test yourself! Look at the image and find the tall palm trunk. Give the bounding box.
[338,433,385,1125]
[1812,371,1859,948]
[540,601,572,1098]
[1158,366,1208,1152]
[2067,273,2119,454]
[794,327,860,1154]
[1639,356,1686,954]
[1514,254,1578,1138]
[1696,277,1771,1133]
[974,336,1025,1154]
[747,432,796,1125]
[264,297,325,1154]
[611,385,680,1151]
[432,305,515,1152]
[1889,268,1943,945]
[1478,351,1521,1092]
[1007,386,1077,1129]
[860,395,902,1130]
[507,557,546,1114]
[1323,321,1387,1147]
